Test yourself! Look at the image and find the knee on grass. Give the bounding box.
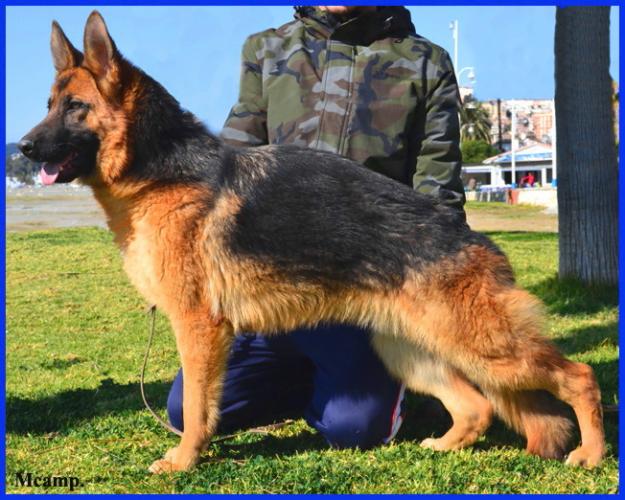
[316,404,400,450]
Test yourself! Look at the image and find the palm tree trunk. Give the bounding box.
[555,6,618,285]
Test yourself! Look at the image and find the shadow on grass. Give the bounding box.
[528,275,618,316]
[6,378,171,435]
[552,322,618,356]
[7,372,618,463]
[212,381,618,464]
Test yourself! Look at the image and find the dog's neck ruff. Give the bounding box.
[123,68,225,186]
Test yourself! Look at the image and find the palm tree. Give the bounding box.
[555,6,618,285]
[459,97,493,143]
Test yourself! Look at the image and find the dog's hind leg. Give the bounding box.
[553,361,605,467]
[470,288,605,467]
[149,312,233,474]
[483,388,574,460]
[407,277,604,467]
[418,373,493,452]
[481,351,604,466]
[372,335,493,451]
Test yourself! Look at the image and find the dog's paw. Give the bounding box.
[565,446,604,468]
[420,437,448,451]
[148,458,177,474]
[148,447,198,474]
[164,446,180,462]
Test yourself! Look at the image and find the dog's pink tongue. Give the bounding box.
[40,163,60,185]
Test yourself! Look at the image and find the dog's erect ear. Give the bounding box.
[83,11,122,98]
[51,21,82,73]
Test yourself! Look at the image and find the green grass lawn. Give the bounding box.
[466,201,546,213]
[5,227,619,493]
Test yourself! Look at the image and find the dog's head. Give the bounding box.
[19,11,133,186]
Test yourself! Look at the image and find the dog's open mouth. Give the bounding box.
[40,152,79,185]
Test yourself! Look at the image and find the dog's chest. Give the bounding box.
[121,222,167,307]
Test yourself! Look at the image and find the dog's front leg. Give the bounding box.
[149,311,233,474]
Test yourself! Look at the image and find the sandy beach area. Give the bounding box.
[5,183,557,233]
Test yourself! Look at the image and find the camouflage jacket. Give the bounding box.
[222,6,465,210]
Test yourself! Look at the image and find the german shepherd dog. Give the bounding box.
[20,12,605,473]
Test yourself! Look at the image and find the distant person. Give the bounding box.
[168,5,464,449]
[520,172,536,187]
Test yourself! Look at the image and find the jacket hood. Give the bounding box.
[294,6,416,46]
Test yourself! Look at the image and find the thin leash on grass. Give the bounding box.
[141,305,295,444]
[141,305,183,437]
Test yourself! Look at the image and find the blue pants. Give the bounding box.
[167,324,405,449]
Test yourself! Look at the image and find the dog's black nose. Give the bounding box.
[18,139,34,157]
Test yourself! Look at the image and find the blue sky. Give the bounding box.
[5,5,620,143]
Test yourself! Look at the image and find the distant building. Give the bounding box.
[462,142,554,187]
[530,111,554,144]
[481,99,554,150]
[459,86,474,104]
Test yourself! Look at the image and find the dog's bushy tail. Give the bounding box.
[485,388,575,459]
[480,287,575,459]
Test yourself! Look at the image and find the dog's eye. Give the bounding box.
[68,100,89,111]
[47,98,52,110]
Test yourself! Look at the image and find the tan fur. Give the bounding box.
[485,389,574,459]
[92,181,216,315]
[372,335,493,450]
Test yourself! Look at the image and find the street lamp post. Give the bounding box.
[449,20,459,71]
[449,21,476,94]
[456,66,476,86]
